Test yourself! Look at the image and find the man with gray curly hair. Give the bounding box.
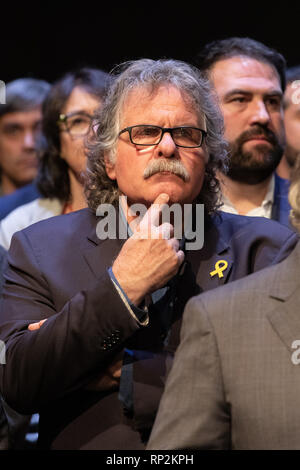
[0,58,298,450]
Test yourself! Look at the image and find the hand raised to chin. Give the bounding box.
[112,193,185,306]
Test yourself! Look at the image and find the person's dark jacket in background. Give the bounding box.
[0,246,8,449]
[0,183,40,221]
[272,174,291,227]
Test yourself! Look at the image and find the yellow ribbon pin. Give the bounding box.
[210,260,228,279]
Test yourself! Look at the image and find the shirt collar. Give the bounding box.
[221,174,275,212]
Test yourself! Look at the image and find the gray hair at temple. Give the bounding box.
[288,156,300,232]
[0,78,51,117]
[85,58,228,214]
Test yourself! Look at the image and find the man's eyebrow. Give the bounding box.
[2,122,23,129]
[223,89,251,99]
[261,90,283,100]
[223,89,283,100]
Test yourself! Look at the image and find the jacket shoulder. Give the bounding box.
[11,208,97,247]
[212,211,297,242]
[0,183,40,220]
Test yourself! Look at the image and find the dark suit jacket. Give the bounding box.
[0,245,8,449]
[0,183,40,221]
[272,173,291,227]
[148,241,300,450]
[0,208,298,449]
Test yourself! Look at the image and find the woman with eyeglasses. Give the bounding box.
[0,67,112,250]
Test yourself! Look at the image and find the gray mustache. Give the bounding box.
[143,159,190,182]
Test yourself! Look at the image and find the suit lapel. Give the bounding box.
[82,213,125,280]
[204,251,233,289]
[266,242,300,354]
[83,238,124,280]
[185,214,234,293]
[267,302,300,355]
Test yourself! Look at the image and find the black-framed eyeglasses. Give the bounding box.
[57,111,94,137]
[119,125,207,148]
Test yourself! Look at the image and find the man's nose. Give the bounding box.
[249,100,270,126]
[157,131,177,158]
[23,131,36,149]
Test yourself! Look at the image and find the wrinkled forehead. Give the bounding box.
[119,84,207,130]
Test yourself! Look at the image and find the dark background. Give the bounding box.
[1,2,299,84]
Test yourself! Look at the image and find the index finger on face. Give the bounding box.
[138,193,170,231]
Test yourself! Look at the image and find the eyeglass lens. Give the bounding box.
[66,114,92,136]
[130,126,203,147]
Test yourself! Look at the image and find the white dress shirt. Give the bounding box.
[220,174,275,219]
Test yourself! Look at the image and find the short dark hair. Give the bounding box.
[37,67,113,202]
[286,65,300,84]
[0,78,50,118]
[195,37,286,91]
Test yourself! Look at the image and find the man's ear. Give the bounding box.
[104,154,116,180]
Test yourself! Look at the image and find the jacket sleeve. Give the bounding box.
[0,230,142,414]
[147,296,230,450]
